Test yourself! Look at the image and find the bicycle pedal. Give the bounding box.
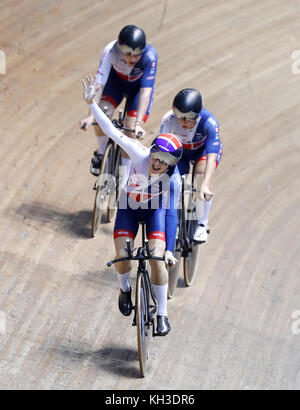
[193,239,206,245]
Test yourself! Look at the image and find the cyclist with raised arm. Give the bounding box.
[82,75,182,336]
[159,89,222,243]
[80,25,158,181]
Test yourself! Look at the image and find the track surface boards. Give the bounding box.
[0,0,300,390]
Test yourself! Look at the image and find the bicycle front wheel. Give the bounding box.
[136,272,151,378]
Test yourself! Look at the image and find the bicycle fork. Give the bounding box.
[132,265,158,337]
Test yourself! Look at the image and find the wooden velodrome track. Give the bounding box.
[0,0,300,390]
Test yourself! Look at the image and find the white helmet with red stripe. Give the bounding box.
[150,133,183,166]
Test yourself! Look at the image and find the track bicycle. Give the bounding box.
[168,162,208,297]
[107,223,165,378]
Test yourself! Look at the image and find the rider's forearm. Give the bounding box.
[136,87,152,125]
[89,101,147,163]
[203,153,217,186]
[94,84,104,106]
[86,108,94,118]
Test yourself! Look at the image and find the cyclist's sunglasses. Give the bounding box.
[150,149,174,166]
[173,107,200,121]
[118,43,144,57]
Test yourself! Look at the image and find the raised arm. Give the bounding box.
[82,75,148,164]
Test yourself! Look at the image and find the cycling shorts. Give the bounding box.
[114,207,166,242]
[101,68,154,122]
[177,145,222,175]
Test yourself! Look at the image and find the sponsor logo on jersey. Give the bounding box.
[147,231,166,241]
[114,229,135,239]
[208,117,217,127]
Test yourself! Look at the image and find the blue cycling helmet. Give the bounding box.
[150,133,183,166]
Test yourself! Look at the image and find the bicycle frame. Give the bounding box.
[107,224,164,337]
[177,172,196,258]
[132,247,158,336]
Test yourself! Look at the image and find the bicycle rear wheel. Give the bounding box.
[107,145,121,222]
[183,192,201,287]
[91,144,113,237]
[136,272,151,377]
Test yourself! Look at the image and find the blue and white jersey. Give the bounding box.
[159,109,221,154]
[89,101,181,251]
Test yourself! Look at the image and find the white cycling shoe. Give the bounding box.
[193,224,208,243]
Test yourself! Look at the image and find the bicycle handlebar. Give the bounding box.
[107,239,165,267]
[107,255,165,267]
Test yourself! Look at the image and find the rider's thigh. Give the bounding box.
[194,158,206,175]
[93,101,115,137]
[114,236,134,273]
[148,239,168,285]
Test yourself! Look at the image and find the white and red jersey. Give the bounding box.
[95,40,157,88]
[159,110,203,150]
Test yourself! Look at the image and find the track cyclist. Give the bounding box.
[81,75,182,336]
[159,88,222,243]
[80,25,158,182]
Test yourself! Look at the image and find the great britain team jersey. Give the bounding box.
[89,101,181,210]
[95,40,158,89]
[89,101,181,251]
[159,109,221,154]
